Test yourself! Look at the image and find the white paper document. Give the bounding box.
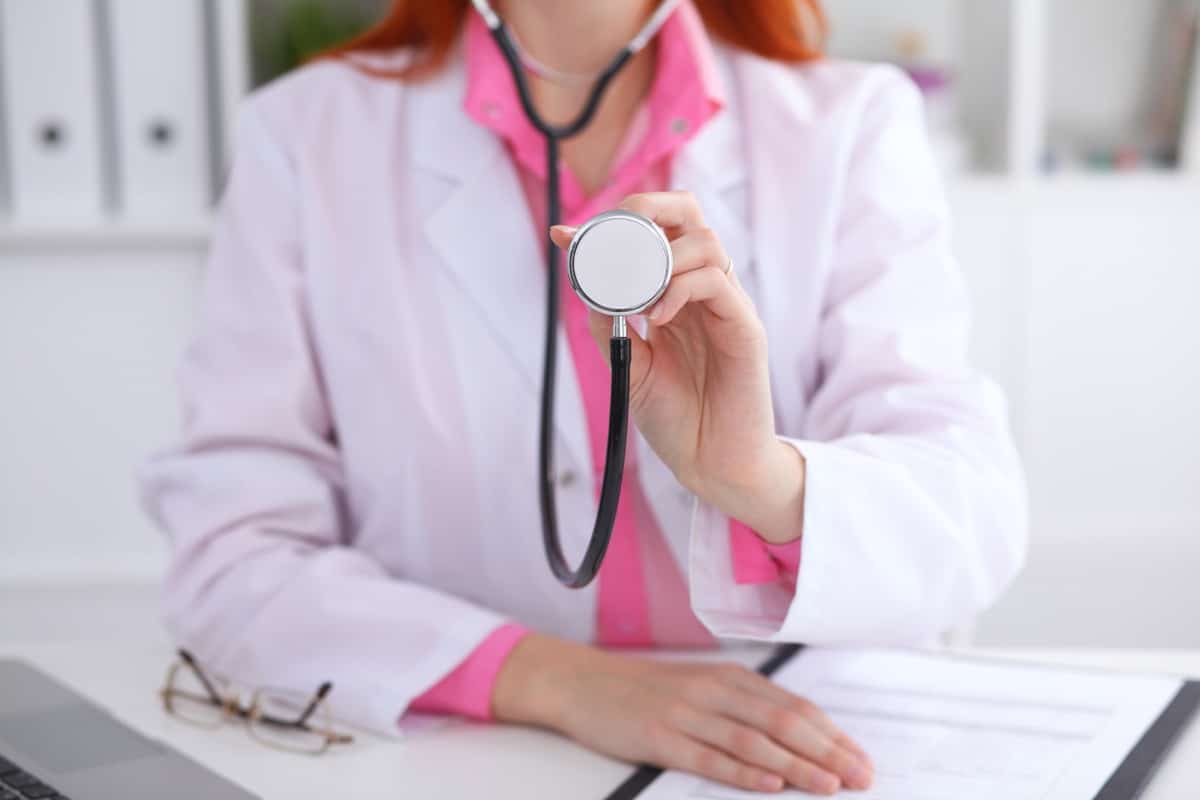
[641,648,1183,800]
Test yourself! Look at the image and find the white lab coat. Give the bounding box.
[140,41,1027,734]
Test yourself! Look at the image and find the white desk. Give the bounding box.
[2,583,1198,799]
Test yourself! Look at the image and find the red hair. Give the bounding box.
[322,1,825,80]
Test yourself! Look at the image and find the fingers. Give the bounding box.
[618,191,706,234]
[668,228,728,278]
[552,225,740,330]
[647,266,746,327]
[697,680,871,790]
[549,190,708,247]
[549,224,576,250]
[729,671,873,764]
[551,219,729,280]
[669,705,841,795]
[549,200,752,339]
[655,730,786,794]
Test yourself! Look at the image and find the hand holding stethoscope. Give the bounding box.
[551,192,806,549]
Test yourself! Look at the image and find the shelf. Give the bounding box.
[0,217,213,249]
[947,170,1200,192]
[826,0,1200,179]
[1033,171,1200,188]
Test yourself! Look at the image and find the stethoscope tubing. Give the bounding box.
[479,11,659,588]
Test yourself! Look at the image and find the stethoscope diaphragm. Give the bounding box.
[567,210,673,318]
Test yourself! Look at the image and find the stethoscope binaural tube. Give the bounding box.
[469,0,679,588]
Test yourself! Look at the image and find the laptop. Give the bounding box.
[0,660,255,800]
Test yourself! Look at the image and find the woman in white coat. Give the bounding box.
[141,0,1026,793]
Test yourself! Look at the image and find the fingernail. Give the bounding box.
[846,763,872,790]
[841,735,872,764]
[816,774,841,795]
[550,224,577,236]
[758,774,784,792]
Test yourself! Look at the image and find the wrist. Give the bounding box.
[700,438,806,545]
[491,633,594,730]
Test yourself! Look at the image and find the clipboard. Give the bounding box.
[605,645,1200,800]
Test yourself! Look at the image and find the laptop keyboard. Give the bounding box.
[0,755,69,800]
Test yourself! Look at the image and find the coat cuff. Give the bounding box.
[728,518,802,585]
[407,623,530,721]
[690,438,842,642]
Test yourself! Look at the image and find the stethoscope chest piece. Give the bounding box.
[567,210,672,317]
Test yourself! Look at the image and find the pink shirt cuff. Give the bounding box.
[408,623,530,721]
[729,519,802,585]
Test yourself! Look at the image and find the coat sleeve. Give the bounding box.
[139,97,508,735]
[688,69,1028,644]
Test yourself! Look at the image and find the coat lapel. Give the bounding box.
[406,55,592,479]
[670,46,754,295]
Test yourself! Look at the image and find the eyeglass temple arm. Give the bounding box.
[178,649,225,706]
[294,682,333,728]
[269,681,353,743]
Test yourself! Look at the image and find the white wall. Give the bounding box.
[824,0,959,63]
[951,177,1200,646]
[0,244,202,580]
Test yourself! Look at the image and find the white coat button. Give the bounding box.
[670,117,689,134]
[558,470,578,488]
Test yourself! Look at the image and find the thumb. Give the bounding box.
[549,224,577,250]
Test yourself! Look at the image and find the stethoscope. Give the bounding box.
[470,0,680,588]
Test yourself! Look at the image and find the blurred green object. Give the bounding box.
[253,0,376,83]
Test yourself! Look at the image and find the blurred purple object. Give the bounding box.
[904,65,952,95]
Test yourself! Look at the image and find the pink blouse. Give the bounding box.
[411,3,800,721]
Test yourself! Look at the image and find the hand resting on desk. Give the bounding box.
[491,634,874,795]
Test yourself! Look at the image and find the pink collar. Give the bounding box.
[463,1,725,202]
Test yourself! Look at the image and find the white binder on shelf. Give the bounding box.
[213,0,252,177]
[1182,11,1200,174]
[0,1,107,223]
[106,0,213,221]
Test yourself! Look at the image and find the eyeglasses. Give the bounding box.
[160,649,354,755]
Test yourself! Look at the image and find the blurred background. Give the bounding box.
[0,0,1197,647]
